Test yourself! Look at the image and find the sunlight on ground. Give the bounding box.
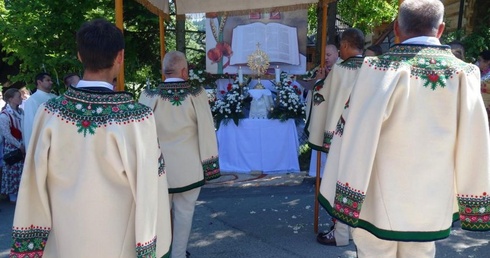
[0,249,8,256]
[210,212,226,218]
[438,229,490,252]
[342,250,357,258]
[282,198,301,206]
[195,200,208,206]
[190,230,245,247]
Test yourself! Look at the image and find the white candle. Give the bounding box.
[238,66,244,84]
[275,66,281,84]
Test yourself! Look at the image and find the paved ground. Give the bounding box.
[1,172,489,257]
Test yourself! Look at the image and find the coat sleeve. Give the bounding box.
[194,88,220,180]
[454,67,490,231]
[307,75,332,152]
[117,109,165,257]
[11,104,52,257]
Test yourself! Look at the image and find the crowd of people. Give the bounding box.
[1,0,490,257]
[306,0,490,257]
[3,19,219,258]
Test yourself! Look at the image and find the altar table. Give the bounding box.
[216,119,300,173]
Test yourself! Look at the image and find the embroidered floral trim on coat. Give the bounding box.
[44,88,153,137]
[339,57,364,70]
[203,156,220,181]
[366,45,476,90]
[158,153,165,177]
[11,225,50,257]
[331,181,366,226]
[144,82,203,106]
[136,236,157,258]
[457,192,490,230]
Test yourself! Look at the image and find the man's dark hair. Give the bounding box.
[63,73,78,85]
[448,41,465,60]
[35,72,51,85]
[480,50,490,61]
[76,18,125,71]
[340,28,365,51]
[365,45,383,56]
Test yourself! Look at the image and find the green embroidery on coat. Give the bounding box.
[144,82,203,106]
[44,88,152,137]
[158,153,165,177]
[136,236,157,258]
[323,131,334,152]
[203,156,220,181]
[339,56,364,69]
[11,225,50,257]
[313,93,325,106]
[457,193,490,230]
[366,45,476,90]
[331,181,366,226]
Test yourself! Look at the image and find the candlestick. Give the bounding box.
[238,66,244,85]
[275,66,281,84]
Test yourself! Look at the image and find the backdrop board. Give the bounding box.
[206,9,308,76]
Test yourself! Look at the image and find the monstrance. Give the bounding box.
[247,42,270,89]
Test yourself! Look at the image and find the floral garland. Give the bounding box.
[269,72,306,122]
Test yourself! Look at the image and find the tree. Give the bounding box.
[337,0,398,34]
[0,0,204,96]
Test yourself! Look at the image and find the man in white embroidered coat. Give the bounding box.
[22,72,56,151]
[139,50,220,258]
[307,28,365,247]
[10,19,172,258]
[319,0,490,257]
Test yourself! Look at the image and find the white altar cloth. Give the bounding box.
[217,119,300,173]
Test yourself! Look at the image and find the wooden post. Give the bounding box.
[115,0,125,92]
[159,14,166,81]
[314,0,329,234]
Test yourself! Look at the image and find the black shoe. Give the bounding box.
[316,229,337,246]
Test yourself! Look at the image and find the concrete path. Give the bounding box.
[1,172,489,257]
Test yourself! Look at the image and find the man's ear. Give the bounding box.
[436,22,445,38]
[77,52,83,62]
[394,19,400,39]
[115,50,124,65]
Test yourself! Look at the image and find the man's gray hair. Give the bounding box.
[163,50,187,75]
[398,0,444,37]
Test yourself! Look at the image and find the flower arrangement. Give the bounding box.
[269,72,306,122]
[211,81,245,128]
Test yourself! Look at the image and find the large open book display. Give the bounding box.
[230,23,299,66]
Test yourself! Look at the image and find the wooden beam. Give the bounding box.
[314,0,329,235]
[115,0,125,92]
[159,15,166,81]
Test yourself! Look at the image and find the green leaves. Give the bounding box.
[337,0,398,34]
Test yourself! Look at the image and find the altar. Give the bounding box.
[216,119,300,173]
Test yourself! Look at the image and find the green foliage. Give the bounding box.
[307,4,318,36]
[337,0,398,34]
[442,24,490,63]
[298,143,311,172]
[0,0,204,98]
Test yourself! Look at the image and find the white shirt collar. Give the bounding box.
[164,78,185,83]
[402,36,441,46]
[76,80,114,90]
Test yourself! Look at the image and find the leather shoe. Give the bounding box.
[316,229,336,246]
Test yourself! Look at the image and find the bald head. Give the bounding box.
[163,50,189,80]
[396,0,445,41]
[325,44,339,68]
